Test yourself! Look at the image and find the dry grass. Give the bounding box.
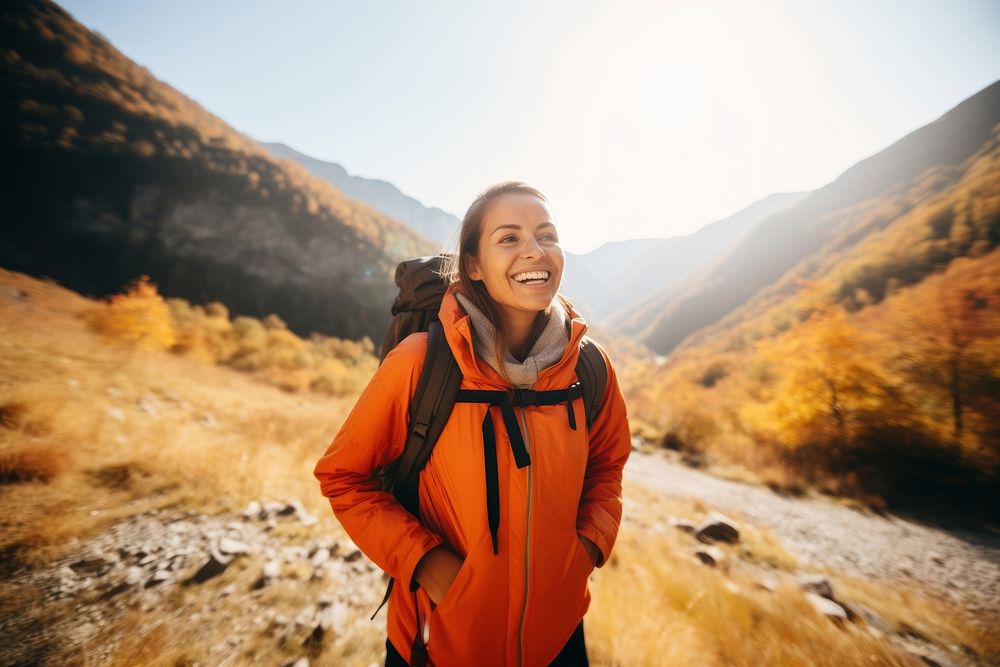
[0,268,989,666]
[833,576,998,663]
[590,487,894,667]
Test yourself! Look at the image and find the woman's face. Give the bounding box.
[466,193,565,318]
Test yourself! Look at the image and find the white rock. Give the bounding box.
[311,548,331,567]
[242,501,261,519]
[218,538,250,555]
[263,561,281,579]
[317,601,349,635]
[805,591,848,620]
[106,407,126,422]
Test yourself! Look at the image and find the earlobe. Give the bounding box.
[466,258,482,281]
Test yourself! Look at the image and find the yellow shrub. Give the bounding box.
[89,275,176,351]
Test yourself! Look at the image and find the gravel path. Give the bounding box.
[625,451,1000,626]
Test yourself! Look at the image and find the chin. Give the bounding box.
[513,293,557,313]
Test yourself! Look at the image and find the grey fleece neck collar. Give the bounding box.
[454,291,570,388]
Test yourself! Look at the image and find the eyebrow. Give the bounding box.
[490,221,556,235]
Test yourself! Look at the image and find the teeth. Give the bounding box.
[513,270,550,283]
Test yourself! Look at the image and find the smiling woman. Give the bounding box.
[314,181,632,666]
[462,190,567,363]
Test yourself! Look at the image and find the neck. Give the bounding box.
[501,305,550,361]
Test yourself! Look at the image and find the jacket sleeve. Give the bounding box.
[576,346,632,567]
[313,334,443,591]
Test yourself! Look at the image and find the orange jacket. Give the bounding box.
[314,283,632,666]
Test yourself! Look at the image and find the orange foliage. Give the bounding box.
[88,275,176,351]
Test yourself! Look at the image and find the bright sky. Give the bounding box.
[60,0,1000,254]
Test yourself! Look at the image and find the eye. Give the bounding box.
[499,234,517,243]
[539,232,557,242]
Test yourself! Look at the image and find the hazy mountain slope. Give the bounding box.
[261,141,459,247]
[629,80,1000,354]
[673,121,1000,361]
[0,0,435,343]
[601,192,808,325]
[260,141,632,320]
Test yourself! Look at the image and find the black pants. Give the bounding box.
[385,619,588,666]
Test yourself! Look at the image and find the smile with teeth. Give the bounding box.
[512,270,551,284]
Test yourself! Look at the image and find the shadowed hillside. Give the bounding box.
[0,0,435,344]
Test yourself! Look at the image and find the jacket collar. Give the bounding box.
[438,282,590,389]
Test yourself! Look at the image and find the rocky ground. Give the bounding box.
[626,450,1000,631]
[1,500,386,666]
[3,451,997,666]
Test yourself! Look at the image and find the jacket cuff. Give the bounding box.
[402,534,444,592]
[576,523,610,568]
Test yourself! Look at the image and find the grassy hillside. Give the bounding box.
[1,0,435,343]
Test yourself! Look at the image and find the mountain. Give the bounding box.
[574,192,808,322]
[257,140,647,321]
[0,0,436,344]
[624,80,1000,355]
[261,142,460,247]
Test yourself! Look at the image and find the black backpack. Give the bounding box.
[370,254,608,623]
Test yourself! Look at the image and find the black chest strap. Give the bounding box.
[454,383,582,555]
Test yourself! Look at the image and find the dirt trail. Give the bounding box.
[625,451,1000,627]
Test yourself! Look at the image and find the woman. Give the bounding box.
[314,181,632,667]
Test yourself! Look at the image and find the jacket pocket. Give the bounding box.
[572,532,596,575]
[431,556,471,614]
[424,533,491,653]
[429,534,483,618]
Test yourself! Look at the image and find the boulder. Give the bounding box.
[241,501,261,519]
[797,574,835,600]
[694,545,725,567]
[695,512,740,544]
[187,549,232,584]
[805,592,848,623]
[218,538,250,556]
[668,516,696,534]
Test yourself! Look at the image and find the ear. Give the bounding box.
[466,256,482,281]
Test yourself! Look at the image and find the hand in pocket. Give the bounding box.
[414,545,465,607]
[577,534,601,567]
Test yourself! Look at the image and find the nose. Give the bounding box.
[520,235,545,259]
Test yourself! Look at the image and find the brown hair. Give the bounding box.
[440,181,573,384]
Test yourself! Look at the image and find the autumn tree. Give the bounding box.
[741,299,901,474]
[89,275,176,351]
[884,253,1000,461]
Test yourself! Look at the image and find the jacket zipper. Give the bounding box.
[515,404,532,667]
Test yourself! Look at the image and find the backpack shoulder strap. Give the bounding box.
[576,336,608,430]
[391,319,463,516]
[371,320,463,620]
